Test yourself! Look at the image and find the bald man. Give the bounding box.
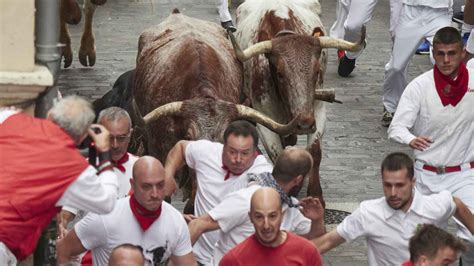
[57,156,197,266]
[219,188,322,266]
[108,244,145,266]
[188,147,324,264]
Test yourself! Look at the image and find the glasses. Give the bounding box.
[109,134,130,143]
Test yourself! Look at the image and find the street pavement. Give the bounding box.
[56,0,449,264]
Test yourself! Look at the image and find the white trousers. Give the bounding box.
[0,242,17,266]
[382,5,450,113]
[329,0,402,59]
[414,162,474,264]
[217,0,231,23]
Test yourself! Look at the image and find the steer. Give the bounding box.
[132,9,296,208]
[230,0,365,207]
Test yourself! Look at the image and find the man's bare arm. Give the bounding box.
[188,214,220,245]
[170,252,198,266]
[311,229,346,254]
[453,197,474,234]
[56,229,87,265]
[164,140,190,196]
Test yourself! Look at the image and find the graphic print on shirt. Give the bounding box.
[146,241,168,266]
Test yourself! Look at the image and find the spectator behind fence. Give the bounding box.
[0,95,118,264]
[219,187,322,266]
[402,224,467,266]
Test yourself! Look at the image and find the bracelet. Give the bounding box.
[97,161,113,174]
[98,151,111,164]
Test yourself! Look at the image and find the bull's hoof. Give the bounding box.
[62,45,73,68]
[78,46,96,67]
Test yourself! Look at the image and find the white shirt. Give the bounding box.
[388,68,474,166]
[337,189,456,266]
[402,0,452,8]
[75,197,192,266]
[0,109,119,215]
[62,153,138,216]
[209,184,311,264]
[185,140,273,263]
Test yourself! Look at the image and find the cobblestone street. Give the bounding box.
[56,0,445,264]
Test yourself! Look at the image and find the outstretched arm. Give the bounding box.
[188,214,220,245]
[299,197,326,239]
[453,197,474,234]
[311,229,346,254]
[164,140,190,196]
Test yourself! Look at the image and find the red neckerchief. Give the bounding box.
[221,164,242,181]
[113,153,129,173]
[129,193,162,231]
[401,261,414,266]
[434,62,469,107]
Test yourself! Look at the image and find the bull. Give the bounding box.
[132,9,297,207]
[230,0,365,207]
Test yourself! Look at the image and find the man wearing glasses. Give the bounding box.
[58,107,138,240]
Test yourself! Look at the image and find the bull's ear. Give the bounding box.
[312,27,325,38]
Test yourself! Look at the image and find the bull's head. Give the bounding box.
[229,27,365,134]
[133,98,299,150]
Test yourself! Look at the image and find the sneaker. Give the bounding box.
[416,39,430,55]
[338,54,356,77]
[462,32,470,46]
[221,20,236,33]
[452,8,464,24]
[337,49,345,60]
[381,108,394,127]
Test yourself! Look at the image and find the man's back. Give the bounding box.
[219,232,322,266]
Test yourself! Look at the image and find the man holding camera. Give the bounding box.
[0,96,119,265]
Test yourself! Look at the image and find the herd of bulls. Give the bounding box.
[66,0,365,208]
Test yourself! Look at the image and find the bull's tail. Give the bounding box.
[172,8,180,14]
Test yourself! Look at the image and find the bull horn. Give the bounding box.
[132,99,146,127]
[317,25,366,52]
[143,101,183,124]
[235,104,299,136]
[228,31,272,62]
[314,89,342,104]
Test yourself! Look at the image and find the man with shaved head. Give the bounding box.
[57,156,197,266]
[220,187,323,265]
[188,147,324,264]
[108,244,145,266]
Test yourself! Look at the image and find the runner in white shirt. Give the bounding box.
[164,121,272,265]
[388,27,474,263]
[57,156,197,266]
[381,0,452,127]
[312,152,474,266]
[59,107,138,236]
[188,147,323,265]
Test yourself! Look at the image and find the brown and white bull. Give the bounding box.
[231,0,365,207]
[132,9,296,206]
[60,0,105,67]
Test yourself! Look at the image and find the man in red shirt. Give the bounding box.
[402,224,467,266]
[219,187,323,266]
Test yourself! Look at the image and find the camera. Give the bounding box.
[77,127,102,167]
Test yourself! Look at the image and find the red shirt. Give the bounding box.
[219,232,323,266]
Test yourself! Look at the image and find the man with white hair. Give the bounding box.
[0,95,119,265]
